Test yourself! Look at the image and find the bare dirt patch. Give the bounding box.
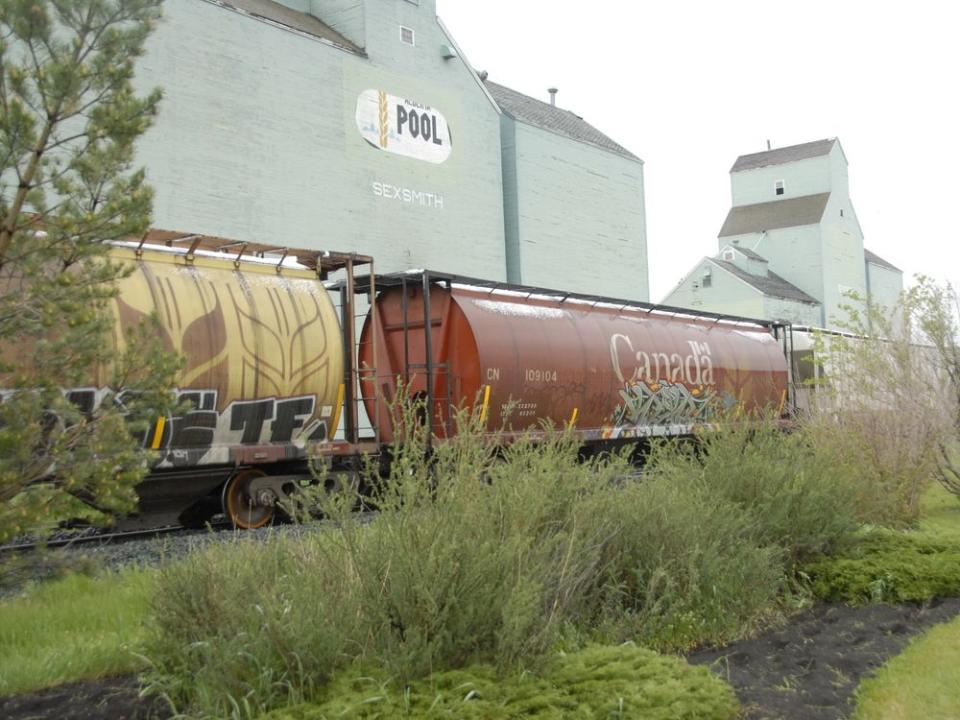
[688,598,960,719]
[3,600,960,720]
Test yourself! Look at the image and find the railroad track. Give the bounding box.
[0,522,231,555]
[1,508,379,558]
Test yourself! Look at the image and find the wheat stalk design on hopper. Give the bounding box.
[378,91,389,148]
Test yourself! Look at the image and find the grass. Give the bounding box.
[260,644,738,720]
[0,568,154,696]
[917,482,960,541]
[853,613,960,720]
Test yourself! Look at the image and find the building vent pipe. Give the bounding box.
[548,87,558,106]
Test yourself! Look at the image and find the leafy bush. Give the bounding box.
[145,412,644,717]
[260,644,738,720]
[802,530,960,603]
[645,421,863,566]
[595,474,783,650]
[144,407,867,717]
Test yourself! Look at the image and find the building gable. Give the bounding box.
[864,248,902,273]
[484,80,640,162]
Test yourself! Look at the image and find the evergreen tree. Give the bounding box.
[0,0,179,542]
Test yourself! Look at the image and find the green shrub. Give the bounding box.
[646,421,863,566]
[802,530,960,603]
[144,408,867,717]
[260,644,738,720]
[596,474,783,650]
[145,413,643,717]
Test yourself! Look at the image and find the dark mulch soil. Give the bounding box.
[688,597,960,720]
[3,600,960,720]
[0,676,170,720]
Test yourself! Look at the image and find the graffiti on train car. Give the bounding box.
[608,334,719,430]
[1,387,334,469]
[612,380,716,427]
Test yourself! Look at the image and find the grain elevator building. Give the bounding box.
[132,0,649,300]
[663,139,902,330]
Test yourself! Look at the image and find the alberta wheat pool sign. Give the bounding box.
[355,89,452,164]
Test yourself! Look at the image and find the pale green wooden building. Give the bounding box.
[131,0,649,299]
[663,138,902,329]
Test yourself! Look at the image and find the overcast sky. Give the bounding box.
[439,0,959,302]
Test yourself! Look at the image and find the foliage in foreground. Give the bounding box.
[144,408,869,718]
[802,484,960,604]
[0,0,179,543]
[853,613,960,720]
[644,420,863,566]
[805,278,960,521]
[260,645,738,720]
[802,531,960,603]
[0,568,154,696]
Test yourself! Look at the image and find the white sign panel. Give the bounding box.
[355,89,452,164]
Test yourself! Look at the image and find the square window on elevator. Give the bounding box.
[775,180,785,196]
[400,26,415,45]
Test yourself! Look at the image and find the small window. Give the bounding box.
[775,180,785,196]
[840,209,844,217]
[722,249,735,261]
[400,26,415,45]
[702,274,712,289]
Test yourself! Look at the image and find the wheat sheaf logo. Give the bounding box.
[378,90,389,149]
[114,264,341,413]
[356,88,452,164]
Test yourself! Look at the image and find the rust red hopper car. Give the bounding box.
[359,271,788,444]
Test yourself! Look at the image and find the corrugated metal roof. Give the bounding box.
[714,259,819,304]
[864,248,902,273]
[719,192,830,238]
[220,0,362,53]
[731,138,836,172]
[484,80,640,161]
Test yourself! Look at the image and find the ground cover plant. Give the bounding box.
[142,403,875,719]
[801,484,960,603]
[852,612,960,720]
[0,568,153,695]
[260,645,738,720]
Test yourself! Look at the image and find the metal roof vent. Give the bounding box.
[548,87,558,106]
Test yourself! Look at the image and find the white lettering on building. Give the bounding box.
[372,181,445,209]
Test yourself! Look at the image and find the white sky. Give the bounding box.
[439,0,959,302]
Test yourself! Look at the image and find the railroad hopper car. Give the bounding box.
[4,235,793,531]
[359,272,790,446]
[0,233,373,529]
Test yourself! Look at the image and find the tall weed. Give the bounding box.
[646,421,863,565]
[597,475,783,650]
[144,404,866,717]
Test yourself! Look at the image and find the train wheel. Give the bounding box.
[222,468,275,529]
